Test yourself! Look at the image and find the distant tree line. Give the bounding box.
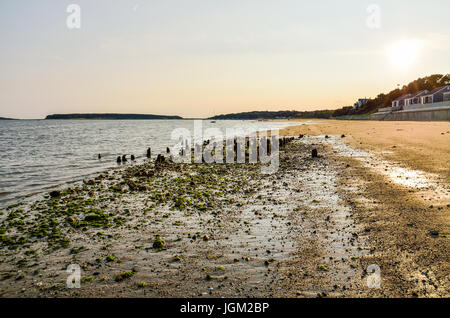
[45,113,183,120]
[210,110,334,120]
[211,111,299,120]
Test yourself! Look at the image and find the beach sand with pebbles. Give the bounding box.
[0,120,448,298]
[280,120,450,297]
[281,119,450,181]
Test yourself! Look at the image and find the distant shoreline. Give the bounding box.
[45,113,183,120]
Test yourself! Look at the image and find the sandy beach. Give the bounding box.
[0,120,448,298]
[281,120,450,181]
[282,120,450,297]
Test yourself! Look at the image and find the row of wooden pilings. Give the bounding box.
[98,134,318,164]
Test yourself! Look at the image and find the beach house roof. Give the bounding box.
[411,90,429,98]
[393,93,413,102]
[423,85,450,96]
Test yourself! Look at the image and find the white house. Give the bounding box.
[353,98,369,109]
[420,85,450,104]
[404,90,429,106]
[392,94,413,108]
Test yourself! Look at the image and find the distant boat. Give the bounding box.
[211,120,216,123]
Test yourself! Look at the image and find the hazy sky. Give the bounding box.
[1,0,449,119]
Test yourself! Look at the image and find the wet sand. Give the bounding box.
[281,120,449,297]
[281,119,450,181]
[0,120,449,298]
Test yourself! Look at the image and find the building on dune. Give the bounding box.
[353,98,369,109]
[421,86,450,104]
[391,94,413,108]
[373,85,450,121]
[404,90,429,106]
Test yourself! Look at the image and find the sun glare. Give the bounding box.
[387,39,422,69]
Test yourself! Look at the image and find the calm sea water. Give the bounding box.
[0,119,302,207]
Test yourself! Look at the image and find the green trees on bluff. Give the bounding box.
[337,73,449,116]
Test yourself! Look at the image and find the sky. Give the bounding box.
[0,0,449,119]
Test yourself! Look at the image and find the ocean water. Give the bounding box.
[0,119,301,207]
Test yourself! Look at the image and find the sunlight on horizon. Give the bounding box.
[387,39,423,70]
